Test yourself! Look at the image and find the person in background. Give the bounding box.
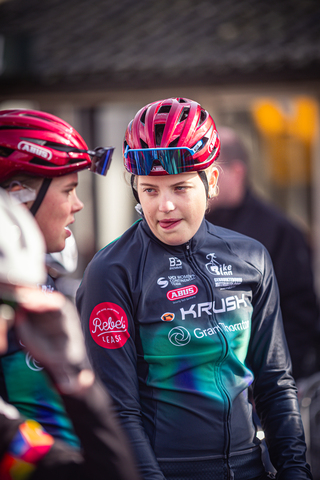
[0,188,139,480]
[205,126,320,382]
[0,108,114,446]
[77,97,312,480]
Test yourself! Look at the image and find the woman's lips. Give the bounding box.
[158,219,181,230]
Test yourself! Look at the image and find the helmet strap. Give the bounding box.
[130,175,140,203]
[198,171,209,198]
[30,178,52,217]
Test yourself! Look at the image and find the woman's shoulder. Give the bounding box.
[85,220,145,273]
[205,220,272,273]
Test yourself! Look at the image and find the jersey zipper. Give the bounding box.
[185,241,233,479]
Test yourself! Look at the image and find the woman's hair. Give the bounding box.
[0,174,43,191]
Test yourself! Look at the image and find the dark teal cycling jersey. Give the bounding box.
[0,278,80,448]
[77,218,312,480]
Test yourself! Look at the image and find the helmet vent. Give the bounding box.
[140,139,148,149]
[140,110,147,125]
[0,126,30,130]
[0,147,14,157]
[178,107,190,123]
[158,106,171,114]
[29,157,80,167]
[198,110,208,126]
[178,98,187,103]
[169,138,179,148]
[155,125,165,146]
[20,137,46,146]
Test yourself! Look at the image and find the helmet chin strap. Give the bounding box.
[30,178,52,216]
[197,171,209,198]
[130,175,140,203]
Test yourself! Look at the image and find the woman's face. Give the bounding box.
[35,173,83,253]
[137,170,217,246]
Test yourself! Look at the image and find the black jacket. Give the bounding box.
[77,217,312,480]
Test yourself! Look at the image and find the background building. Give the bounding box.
[1,0,320,290]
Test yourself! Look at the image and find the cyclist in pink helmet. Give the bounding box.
[0,108,114,447]
[77,98,312,480]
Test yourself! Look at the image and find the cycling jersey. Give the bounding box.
[0,379,140,480]
[76,217,312,480]
[0,277,79,448]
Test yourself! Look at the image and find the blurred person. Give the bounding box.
[205,126,320,381]
[77,97,312,480]
[0,187,140,480]
[0,109,114,446]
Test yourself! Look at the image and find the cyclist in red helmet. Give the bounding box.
[77,98,312,480]
[0,109,114,447]
[0,189,139,480]
[0,108,113,252]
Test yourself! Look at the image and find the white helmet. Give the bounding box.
[0,188,47,287]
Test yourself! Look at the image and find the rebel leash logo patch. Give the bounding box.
[90,302,130,349]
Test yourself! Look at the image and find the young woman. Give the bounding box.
[77,97,312,480]
[0,109,113,446]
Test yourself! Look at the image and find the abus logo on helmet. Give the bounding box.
[167,285,198,301]
[18,141,53,161]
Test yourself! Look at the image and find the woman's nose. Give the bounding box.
[72,192,84,213]
[158,195,175,213]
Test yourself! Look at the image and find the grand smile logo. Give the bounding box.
[168,326,191,346]
[167,285,198,301]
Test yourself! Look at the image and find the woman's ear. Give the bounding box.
[7,182,37,206]
[207,167,219,198]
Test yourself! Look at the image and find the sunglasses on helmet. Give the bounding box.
[87,147,115,176]
[123,142,206,175]
[53,145,115,176]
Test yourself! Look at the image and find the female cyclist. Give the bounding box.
[77,97,312,480]
[0,109,113,446]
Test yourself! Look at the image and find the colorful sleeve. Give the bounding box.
[0,419,54,480]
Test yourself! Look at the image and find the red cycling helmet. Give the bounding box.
[123,97,220,176]
[0,109,92,181]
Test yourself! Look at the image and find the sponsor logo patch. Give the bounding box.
[167,285,198,301]
[168,326,191,346]
[168,274,196,286]
[205,253,242,289]
[169,257,182,270]
[89,302,130,349]
[157,277,169,288]
[161,312,175,322]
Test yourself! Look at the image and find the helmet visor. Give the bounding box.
[89,147,115,176]
[124,146,202,175]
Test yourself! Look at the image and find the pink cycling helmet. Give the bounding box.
[123,97,220,175]
[0,109,91,181]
